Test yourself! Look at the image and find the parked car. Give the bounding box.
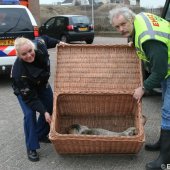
[39,15,94,44]
[161,0,170,21]
[0,5,39,75]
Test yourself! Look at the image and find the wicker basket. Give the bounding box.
[49,44,145,154]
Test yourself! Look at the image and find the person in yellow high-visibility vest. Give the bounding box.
[109,6,170,170]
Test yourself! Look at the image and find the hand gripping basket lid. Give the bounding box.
[50,44,145,154]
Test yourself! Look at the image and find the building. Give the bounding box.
[61,0,140,6]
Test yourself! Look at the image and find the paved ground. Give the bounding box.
[0,37,164,170]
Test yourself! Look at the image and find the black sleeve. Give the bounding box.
[40,35,60,49]
[36,38,49,57]
[142,40,168,90]
[12,77,47,115]
[11,58,47,115]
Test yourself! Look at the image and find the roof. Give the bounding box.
[0,5,27,8]
[62,0,73,3]
[57,15,85,17]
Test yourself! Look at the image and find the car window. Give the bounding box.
[0,8,33,32]
[45,18,55,29]
[55,18,65,27]
[164,2,170,21]
[72,16,90,24]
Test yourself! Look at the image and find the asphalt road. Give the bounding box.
[0,36,162,170]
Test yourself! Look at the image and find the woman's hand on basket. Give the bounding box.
[128,41,133,47]
[58,41,68,47]
[133,86,145,103]
[45,112,52,124]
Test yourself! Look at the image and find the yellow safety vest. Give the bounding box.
[134,12,170,77]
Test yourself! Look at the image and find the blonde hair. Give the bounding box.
[109,7,136,25]
[14,37,35,56]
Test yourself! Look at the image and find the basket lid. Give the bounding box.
[54,44,142,94]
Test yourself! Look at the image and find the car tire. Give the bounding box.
[61,35,69,43]
[85,39,94,44]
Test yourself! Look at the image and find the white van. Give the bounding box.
[0,5,39,75]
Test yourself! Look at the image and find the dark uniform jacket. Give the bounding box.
[11,40,51,115]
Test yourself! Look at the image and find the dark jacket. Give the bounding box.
[142,40,168,91]
[40,35,60,49]
[131,29,168,91]
[11,40,51,114]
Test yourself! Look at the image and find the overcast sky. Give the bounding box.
[39,0,166,8]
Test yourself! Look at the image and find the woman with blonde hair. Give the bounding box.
[11,37,61,162]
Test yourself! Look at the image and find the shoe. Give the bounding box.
[39,136,51,143]
[27,150,39,162]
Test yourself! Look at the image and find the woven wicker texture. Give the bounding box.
[50,44,144,154]
[56,94,139,133]
[54,44,142,94]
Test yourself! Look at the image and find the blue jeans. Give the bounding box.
[17,84,53,150]
[161,76,170,130]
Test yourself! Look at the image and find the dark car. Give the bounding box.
[161,0,170,21]
[39,15,94,44]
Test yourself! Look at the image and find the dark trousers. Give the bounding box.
[17,84,53,150]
